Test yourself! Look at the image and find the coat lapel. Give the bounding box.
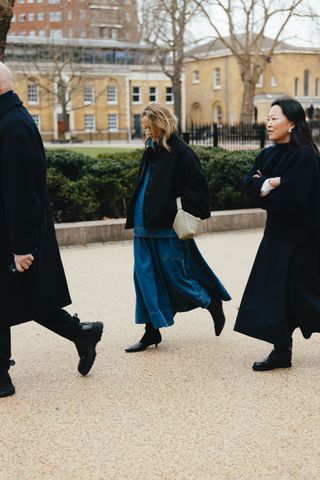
[0,92,23,120]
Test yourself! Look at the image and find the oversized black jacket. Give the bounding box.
[125,133,210,229]
[0,92,71,326]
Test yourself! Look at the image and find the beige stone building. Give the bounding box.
[185,37,320,125]
[5,36,175,141]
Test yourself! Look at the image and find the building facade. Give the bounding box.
[9,0,139,42]
[185,38,320,125]
[6,36,175,142]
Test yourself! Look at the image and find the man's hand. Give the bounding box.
[14,253,34,273]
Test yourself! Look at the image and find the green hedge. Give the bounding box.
[46,147,258,222]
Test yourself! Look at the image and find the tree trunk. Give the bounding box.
[172,72,182,129]
[0,1,15,63]
[240,70,256,123]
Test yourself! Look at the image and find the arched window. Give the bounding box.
[191,102,202,124]
[214,104,223,124]
[304,70,310,96]
[294,78,299,96]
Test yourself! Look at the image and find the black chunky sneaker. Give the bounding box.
[252,349,292,371]
[0,360,15,398]
[74,322,104,376]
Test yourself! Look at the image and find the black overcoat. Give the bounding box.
[125,133,210,229]
[234,143,320,345]
[0,92,71,327]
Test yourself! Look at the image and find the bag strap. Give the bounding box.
[176,197,182,210]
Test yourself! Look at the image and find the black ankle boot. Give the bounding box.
[252,348,292,371]
[74,321,104,376]
[0,360,15,398]
[125,324,162,353]
[207,298,225,336]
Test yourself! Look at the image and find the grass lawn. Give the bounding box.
[46,146,141,157]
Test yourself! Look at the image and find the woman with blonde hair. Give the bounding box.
[125,104,230,352]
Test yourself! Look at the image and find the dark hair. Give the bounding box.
[271,97,318,153]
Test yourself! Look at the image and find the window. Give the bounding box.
[11,15,16,22]
[29,31,36,37]
[108,114,118,131]
[48,0,60,3]
[304,69,310,96]
[37,12,44,21]
[19,14,26,22]
[84,85,94,104]
[50,30,62,39]
[214,104,223,124]
[31,114,40,130]
[213,68,221,89]
[107,84,118,104]
[38,30,46,37]
[271,75,277,87]
[28,13,35,21]
[37,0,43,3]
[149,86,157,103]
[85,114,95,131]
[28,84,39,104]
[132,86,141,103]
[166,86,173,103]
[27,0,34,3]
[192,70,200,84]
[111,29,118,40]
[315,78,320,97]
[294,77,299,96]
[17,0,25,3]
[256,73,263,88]
[49,12,62,22]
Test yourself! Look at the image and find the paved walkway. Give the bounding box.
[2,229,320,480]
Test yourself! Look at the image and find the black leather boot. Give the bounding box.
[252,348,292,371]
[0,360,15,398]
[207,298,225,336]
[125,324,162,353]
[74,321,104,376]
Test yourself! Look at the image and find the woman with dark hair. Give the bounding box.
[124,103,231,352]
[234,97,320,370]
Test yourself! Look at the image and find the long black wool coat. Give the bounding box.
[234,143,320,345]
[125,133,211,230]
[0,92,71,327]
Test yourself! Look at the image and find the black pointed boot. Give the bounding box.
[74,321,104,376]
[125,324,162,353]
[252,348,292,371]
[207,298,225,336]
[0,360,15,398]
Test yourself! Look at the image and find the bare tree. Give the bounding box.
[195,0,312,122]
[0,0,14,62]
[141,0,203,128]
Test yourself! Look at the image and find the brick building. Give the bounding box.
[9,0,139,42]
[5,36,176,142]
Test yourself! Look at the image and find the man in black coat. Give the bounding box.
[0,63,103,397]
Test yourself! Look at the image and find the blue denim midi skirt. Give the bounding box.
[134,236,231,328]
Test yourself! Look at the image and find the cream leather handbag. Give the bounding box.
[173,197,201,240]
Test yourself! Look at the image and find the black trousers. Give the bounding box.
[0,309,80,371]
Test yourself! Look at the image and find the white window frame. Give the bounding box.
[19,13,26,22]
[108,114,118,132]
[31,114,40,131]
[107,85,118,105]
[37,12,44,21]
[85,114,95,132]
[165,86,174,104]
[84,85,94,105]
[132,86,141,104]
[271,75,277,87]
[49,11,62,22]
[213,68,221,89]
[149,86,157,103]
[192,70,200,84]
[28,84,39,105]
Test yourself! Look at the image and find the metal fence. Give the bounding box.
[181,122,320,150]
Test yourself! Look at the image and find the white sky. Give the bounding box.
[188,0,320,48]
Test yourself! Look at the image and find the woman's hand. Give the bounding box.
[14,253,34,273]
[253,169,262,178]
[268,177,281,188]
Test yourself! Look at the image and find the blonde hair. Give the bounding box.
[141,103,178,151]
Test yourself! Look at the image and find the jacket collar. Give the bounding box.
[0,91,23,120]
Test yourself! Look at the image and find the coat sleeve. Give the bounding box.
[177,147,211,219]
[1,120,44,254]
[258,148,317,215]
[243,151,268,201]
